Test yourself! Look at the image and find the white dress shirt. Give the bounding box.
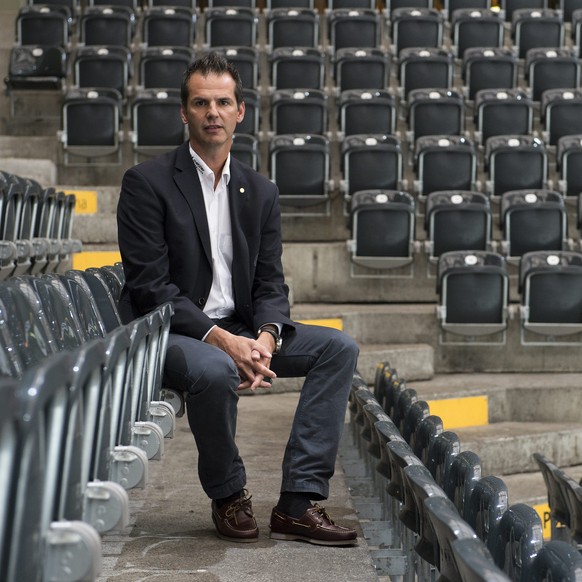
[189,146,235,321]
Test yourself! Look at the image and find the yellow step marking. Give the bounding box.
[296,318,343,330]
[534,502,552,540]
[64,189,98,214]
[426,395,489,429]
[72,251,121,271]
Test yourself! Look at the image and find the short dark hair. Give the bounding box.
[181,52,244,108]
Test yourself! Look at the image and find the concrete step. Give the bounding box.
[456,422,582,476]
[266,342,434,395]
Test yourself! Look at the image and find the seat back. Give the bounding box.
[349,190,416,269]
[463,48,517,101]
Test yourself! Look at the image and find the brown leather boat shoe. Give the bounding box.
[269,504,358,546]
[211,490,259,543]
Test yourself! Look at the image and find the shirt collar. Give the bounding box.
[189,145,231,185]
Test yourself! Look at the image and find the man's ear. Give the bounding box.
[180,106,188,124]
[236,101,246,124]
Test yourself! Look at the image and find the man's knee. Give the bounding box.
[164,342,239,394]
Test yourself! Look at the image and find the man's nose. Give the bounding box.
[206,102,218,117]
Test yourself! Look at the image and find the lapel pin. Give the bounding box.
[240,187,245,193]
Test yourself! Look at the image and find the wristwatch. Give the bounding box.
[259,324,282,355]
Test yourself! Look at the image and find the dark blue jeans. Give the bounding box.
[163,319,359,501]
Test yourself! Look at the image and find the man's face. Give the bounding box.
[180,72,245,155]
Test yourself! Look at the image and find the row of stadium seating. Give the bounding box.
[347,362,582,580]
[0,261,176,582]
[0,171,81,280]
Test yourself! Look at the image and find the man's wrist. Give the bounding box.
[258,324,282,354]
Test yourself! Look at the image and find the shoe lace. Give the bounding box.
[313,503,335,524]
[225,490,253,521]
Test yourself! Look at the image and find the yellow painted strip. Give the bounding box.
[64,189,98,214]
[297,318,343,330]
[72,251,121,271]
[534,502,552,540]
[426,395,489,429]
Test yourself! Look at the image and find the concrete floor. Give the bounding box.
[97,391,379,582]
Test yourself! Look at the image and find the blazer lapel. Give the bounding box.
[173,143,212,266]
[228,160,252,312]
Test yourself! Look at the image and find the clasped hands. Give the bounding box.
[205,326,277,391]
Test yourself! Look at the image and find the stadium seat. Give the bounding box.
[231,133,260,171]
[142,6,196,47]
[428,430,461,488]
[333,47,390,93]
[59,88,123,165]
[500,190,568,262]
[402,400,430,446]
[452,537,511,582]
[443,450,482,521]
[554,471,582,544]
[204,7,257,48]
[338,89,398,138]
[451,8,504,58]
[424,495,479,581]
[138,46,195,90]
[403,464,447,570]
[519,251,582,339]
[130,88,185,164]
[511,8,563,59]
[214,47,260,90]
[491,503,544,581]
[436,250,509,338]
[485,135,548,198]
[557,135,582,197]
[73,46,132,100]
[235,88,260,136]
[525,48,580,102]
[443,0,491,19]
[542,89,582,146]
[425,190,492,262]
[407,88,465,144]
[269,47,325,91]
[340,134,404,201]
[270,88,327,135]
[15,5,70,47]
[398,47,454,101]
[466,475,509,554]
[78,5,135,47]
[328,8,381,52]
[412,415,444,466]
[474,88,532,144]
[266,8,320,50]
[347,190,416,271]
[414,136,478,198]
[530,540,582,580]
[4,45,67,118]
[269,134,331,213]
[500,0,547,21]
[390,8,444,56]
[463,48,517,102]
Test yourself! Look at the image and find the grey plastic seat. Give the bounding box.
[466,475,509,554]
[348,190,416,270]
[519,251,582,339]
[501,190,568,263]
[491,503,544,582]
[424,495,479,581]
[463,48,517,101]
[428,430,461,488]
[436,250,509,337]
[530,540,582,581]
[452,537,511,582]
[402,463,448,566]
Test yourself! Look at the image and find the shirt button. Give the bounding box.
[198,297,206,306]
